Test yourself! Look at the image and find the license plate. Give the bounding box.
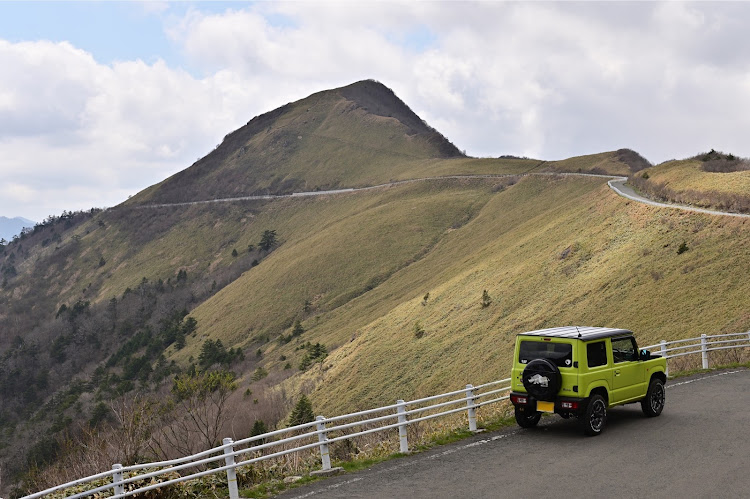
[537,401,554,413]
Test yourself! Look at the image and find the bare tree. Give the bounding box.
[152,370,237,459]
[109,396,159,464]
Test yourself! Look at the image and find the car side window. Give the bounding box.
[611,337,637,363]
[587,341,607,368]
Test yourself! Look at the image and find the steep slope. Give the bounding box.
[292,176,750,412]
[182,175,750,413]
[130,80,464,205]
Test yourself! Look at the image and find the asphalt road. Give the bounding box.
[276,369,750,499]
[608,178,750,219]
[135,174,749,220]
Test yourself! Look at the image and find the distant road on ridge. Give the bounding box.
[132,173,749,219]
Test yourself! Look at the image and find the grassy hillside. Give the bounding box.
[541,148,650,176]
[129,80,643,209]
[630,152,750,213]
[130,80,465,206]
[178,175,750,414]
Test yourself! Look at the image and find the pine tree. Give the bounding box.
[259,230,277,252]
[289,394,315,426]
[292,320,305,337]
[251,420,268,443]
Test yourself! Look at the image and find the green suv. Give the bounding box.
[509,326,667,436]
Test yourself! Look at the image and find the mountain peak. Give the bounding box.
[131,81,463,206]
[337,80,463,158]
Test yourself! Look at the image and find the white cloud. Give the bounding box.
[0,40,257,220]
[3,2,750,219]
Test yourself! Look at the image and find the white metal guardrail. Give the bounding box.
[23,379,512,499]
[22,331,750,498]
[642,331,750,376]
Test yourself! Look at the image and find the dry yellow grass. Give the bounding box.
[641,159,750,196]
[544,151,632,175]
[173,175,750,415]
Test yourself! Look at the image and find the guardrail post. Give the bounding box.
[316,416,332,470]
[465,384,478,432]
[223,438,239,499]
[397,399,409,453]
[660,340,669,377]
[701,334,709,369]
[112,463,124,496]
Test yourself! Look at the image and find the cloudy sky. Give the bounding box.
[2,1,750,221]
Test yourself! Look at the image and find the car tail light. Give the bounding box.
[511,394,528,405]
[561,401,579,410]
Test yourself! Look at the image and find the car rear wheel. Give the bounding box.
[641,378,665,417]
[515,407,541,428]
[580,394,607,436]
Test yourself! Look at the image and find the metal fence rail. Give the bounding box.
[643,331,750,376]
[23,378,513,499]
[23,331,750,498]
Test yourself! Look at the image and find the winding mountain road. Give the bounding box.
[607,177,750,219]
[136,173,749,219]
[276,369,750,499]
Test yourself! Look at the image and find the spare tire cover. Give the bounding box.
[522,358,562,402]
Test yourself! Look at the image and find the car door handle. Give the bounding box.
[614,370,621,376]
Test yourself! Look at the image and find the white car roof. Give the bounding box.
[518,326,633,341]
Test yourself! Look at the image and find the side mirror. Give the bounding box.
[639,349,651,361]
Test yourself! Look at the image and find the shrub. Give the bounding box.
[291,320,305,337]
[198,339,243,369]
[481,290,492,308]
[299,343,327,370]
[677,241,689,254]
[251,367,268,381]
[413,321,425,339]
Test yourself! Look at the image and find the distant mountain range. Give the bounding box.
[0,216,35,241]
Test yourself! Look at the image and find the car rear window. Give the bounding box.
[519,340,573,367]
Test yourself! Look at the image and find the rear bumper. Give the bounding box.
[510,391,586,415]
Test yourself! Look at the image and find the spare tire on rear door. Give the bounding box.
[521,358,562,401]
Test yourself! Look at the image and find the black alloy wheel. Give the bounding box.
[580,394,607,436]
[641,378,665,417]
